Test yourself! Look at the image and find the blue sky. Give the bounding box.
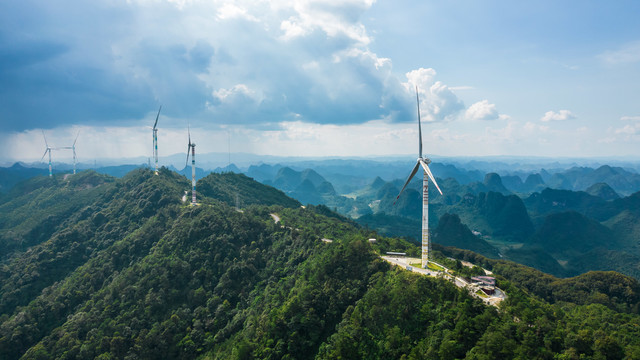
[1,0,639,164]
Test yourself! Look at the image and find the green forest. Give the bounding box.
[1,168,640,359]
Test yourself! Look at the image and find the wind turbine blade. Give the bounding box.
[188,123,191,145]
[394,162,421,205]
[73,131,80,146]
[42,130,49,148]
[416,86,422,158]
[41,149,49,161]
[185,145,191,167]
[420,160,443,195]
[153,105,162,129]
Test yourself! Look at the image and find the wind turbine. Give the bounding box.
[185,124,196,206]
[394,87,443,269]
[41,131,56,177]
[60,132,80,174]
[151,106,162,175]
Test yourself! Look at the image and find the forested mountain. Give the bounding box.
[3,160,640,283]
[0,163,49,194]
[2,168,640,359]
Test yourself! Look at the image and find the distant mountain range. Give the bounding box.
[3,158,640,280]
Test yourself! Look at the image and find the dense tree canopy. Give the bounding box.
[1,169,640,359]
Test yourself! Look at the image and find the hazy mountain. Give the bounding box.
[523,173,546,192]
[174,165,209,181]
[501,174,524,192]
[0,163,49,194]
[245,163,283,183]
[585,182,620,200]
[524,188,606,219]
[574,165,640,195]
[213,163,242,173]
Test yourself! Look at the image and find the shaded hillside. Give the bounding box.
[355,213,421,241]
[503,246,568,277]
[528,211,615,258]
[0,169,183,318]
[524,188,606,219]
[0,170,115,260]
[444,191,534,241]
[432,213,500,259]
[197,172,300,208]
[0,163,48,194]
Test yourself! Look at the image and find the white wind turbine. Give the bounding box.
[394,87,443,269]
[60,132,80,174]
[185,124,196,206]
[40,131,58,177]
[151,106,162,175]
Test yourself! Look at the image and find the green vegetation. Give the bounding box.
[427,261,445,272]
[1,168,640,359]
[197,172,301,208]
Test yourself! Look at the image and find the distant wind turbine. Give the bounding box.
[40,131,57,177]
[60,132,80,174]
[151,106,162,175]
[394,87,444,269]
[185,124,196,206]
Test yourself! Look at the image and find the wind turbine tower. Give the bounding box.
[152,106,162,175]
[394,88,444,269]
[186,125,196,206]
[60,132,80,174]
[40,131,56,177]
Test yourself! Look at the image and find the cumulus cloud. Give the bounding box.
[403,68,465,122]
[465,100,499,121]
[1,0,426,132]
[540,110,576,122]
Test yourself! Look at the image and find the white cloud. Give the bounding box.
[275,0,373,44]
[621,116,640,121]
[465,100,499,121]
[615,124,639,135]
[540,110,576,122]
[597,123,640,145]
[216,3,259,22]
[403,68,465,122]
[213,84,255,102]
[599,41,640,64]
[524,121,549,133]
